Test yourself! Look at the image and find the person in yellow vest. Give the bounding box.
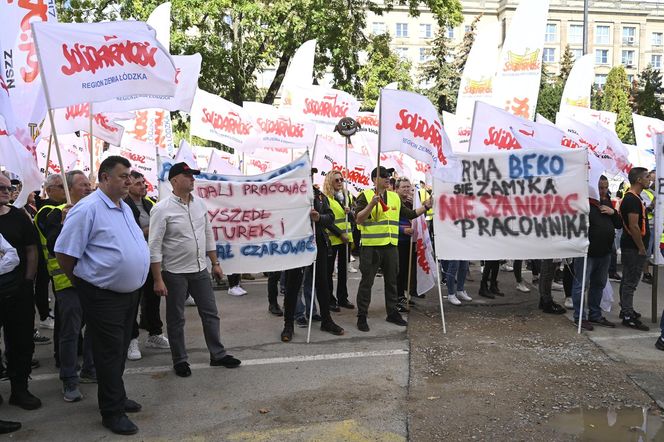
[640,170,656,284]
[36,170,95,402]
[354,166,432,332]
[323,170,355,310]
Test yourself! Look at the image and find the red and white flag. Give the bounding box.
[0,116,42,207]
[173,139,198,169]
[31,21,176,109]
[207,148,240,174]
[311,136,373,193]
[119,137,159,196]
[40,103,132,146]
[412,189,436,296]
[120,108,174,155]
[379,89,455,175]
[289,85,361,133]
[243,101,317,150]
[190,89,256,152]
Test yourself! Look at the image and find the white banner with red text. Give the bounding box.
[40,103,131,146]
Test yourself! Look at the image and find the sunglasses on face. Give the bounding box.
[334,178,344,183]
[0,186,15,193]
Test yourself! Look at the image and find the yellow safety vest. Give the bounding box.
[34,204,73,292]
[359,189,401,246]
[419,188,433,221]
[643,188,654,220]
[326,195,354,246]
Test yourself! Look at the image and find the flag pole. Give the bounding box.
[44,134,53,179]
[577,256,588,334]
[31,24,71,204]
[344,136,351,278]
[88,102,95,184]
[306,225,317,344]
[406,219,415,304]
[375,89,383,219]
[430,179,446,333]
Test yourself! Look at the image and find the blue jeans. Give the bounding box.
[571,255,611,321]
[56,288,95,384]
[295,265,317,320]
[445,260,468,296]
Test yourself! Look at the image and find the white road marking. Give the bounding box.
[29,349,409,382]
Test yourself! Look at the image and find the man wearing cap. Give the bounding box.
[353,166,433,332]
[149,162,241,378]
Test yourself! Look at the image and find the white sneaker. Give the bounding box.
[39,316,55,330]
[350,255,356,262]
[456,290,472,301]
[228,286,246,296]
[145,334,170,349]
[448,294,462,305]
[127,338,142,361]
[500,264,514,272]
[564,297,573,308]
[184,296,196,306]
[516,282,531,293]
[551,281,564,291]
[348,262,358,273]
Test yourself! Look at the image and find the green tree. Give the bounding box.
[559,45,575,84]
[357,34,412,111]
[534,63,563,121]
[599,66,635,144]
[633,64,664,120]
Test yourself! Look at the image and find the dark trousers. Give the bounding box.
[327,244,349,305]
[513,260,523,283]
[397,241,416,299]
[284,246,331,324]
[267,271,281,306]
[563,262,574,298]
[538,259,556,304]
[609,245,618,275]
[56,287,94,383]
[134,272,163,338]
[619,247,647,316]
[228,274,240,287]
[34,252,50,321]
[356,245,399,317]
[481,260,500,286]
[0,287,34,389]
[76,278,137,418]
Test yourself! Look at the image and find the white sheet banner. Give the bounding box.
[32,21,176,109]
[560,54,594,109]
[632,114,664,150]
[311,136,372,193]
[433,149,589,260]
[412,190,436,295]
[41,103,130,146]
[653,134,664,265]
[93,54,201,114]
[491,0,549,121]
[190,155,316,273]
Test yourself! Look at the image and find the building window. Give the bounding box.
[653,32,663,46]
[545,23,557,43]
[595,74,607,88]
[419,47,428,62]
[396,23,409,38]
[446,26,454,39]
[595,25,610,45]
[569,24,584,44]
[622,26,636,45]
[652,54,662,69]
[395,47,409,59]
[420,24,432,39]
[622,50,635,67]
[571,48,584,60]
[543,48,556,63]
[595,49,609,64]
[372,22,386,35]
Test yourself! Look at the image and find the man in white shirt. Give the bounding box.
[149,162,241,378]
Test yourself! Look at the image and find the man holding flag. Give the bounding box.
[354,166,432,332]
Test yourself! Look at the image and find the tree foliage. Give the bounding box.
[633,64,664,120]
[534,63,563,121]
[599,66,635,144]
[558,45,574,85]
[357,34,412,111]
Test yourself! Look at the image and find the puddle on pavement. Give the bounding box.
[545,406,664,441]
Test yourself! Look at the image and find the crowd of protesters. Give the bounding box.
[0,156,661,436]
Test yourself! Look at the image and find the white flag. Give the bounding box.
[280,39,316,108]
[147,2,171,52]
[40,103,131,146]
[632,114,664,149]
[560,54,594,110]
[207,148,241,174]
[120,108,174,155]
[560,104,617,132]
[288,85,361,133]
[311,136,373,193]
[0,116,42,208]
[442,111,471,153]
[243,101,317,150]
[412,189,436,295]
[174,139,198,169]
[32,21,176,109]
[119,137,159,196]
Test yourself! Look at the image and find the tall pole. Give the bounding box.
[583,0,590,55]
[88,103,95,184]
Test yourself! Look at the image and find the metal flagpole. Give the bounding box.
[375,89,383,219]
[344,136,351,278]
[405,223,415,304]
[431,178,446,333]
[88,102,95,183]
[577,256,588,334]
[583,0,589,55]
[31,24,71,204]
[306,226,317,344]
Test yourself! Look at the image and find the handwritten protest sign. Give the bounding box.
[433,149,589,260]
[178,155,316,273]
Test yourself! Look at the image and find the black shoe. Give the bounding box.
[320,319,345,336]
[479,284,495,299]
[412,293,425,299]
[655,337,664,351]
[281,323,294,342]
[0,420,21,434]
[124,399,142,413]
[338,300,355,309]
[622,317,650,331]
[268,304,284,316]
[574,319,594,331]
[588,317,616,328]
[489,284,504,297]
[608,273,622,282]
[357,315,369,332]
[295,317,308,328]
[102,414,138,435]
[329,304,341,313]
[31,359,40,369]
[210,355,241,368]
[386,312,408,326]
[173,361,191,377]
[642,273,653,284]
[9,390,41,410]
[311,314,322,322]
[541,302,566,315]
[619,310,642,320]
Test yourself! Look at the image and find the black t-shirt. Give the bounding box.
[619,192,650,250]
[0,206,38,278]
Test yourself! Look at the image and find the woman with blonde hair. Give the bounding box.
[323,170,355,310]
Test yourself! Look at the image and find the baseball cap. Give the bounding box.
[168,162,201,180]
[370,166,395,179]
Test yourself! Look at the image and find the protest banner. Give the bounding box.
[36,136,76,175]
[311,136,372,193]
[40,103,131,146]
[244,102,316,151]
[31,21,176,109]
[491,0,549,121]
[560,54,594,110]
[632,114,664,149]
[0,0,57,142]
[121,108,174,155]
[119,137,159,196]
[288,85,361,133]
[177,155,316,274]
[654,134,664,265]
[433,149,589,260]
[412,190,436,296]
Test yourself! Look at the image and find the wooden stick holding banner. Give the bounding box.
[431,179,446,333]
[31,24,71,204]
[44,134,53,179]
[306,225,317,344]
[577,256,588,334]
[88,102,95,183]
[406,224,415,303]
